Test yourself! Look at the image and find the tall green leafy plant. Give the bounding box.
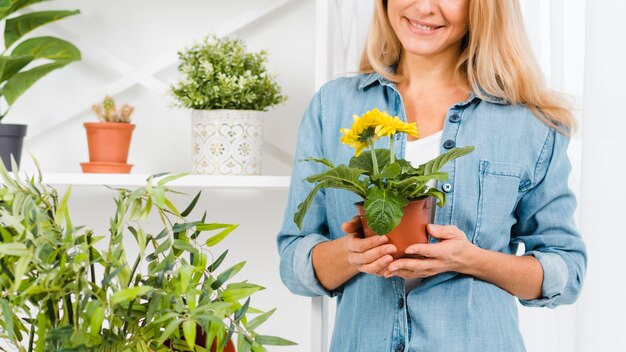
[0,0,81,120]
[0,162,295,351]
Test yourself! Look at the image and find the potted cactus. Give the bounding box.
[0,0,81,170]
[81,95,136,173]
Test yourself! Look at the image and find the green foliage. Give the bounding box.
[0,0,81,121]
[170,34,287,111]
[294,145,475,235]
[0,163,295,351]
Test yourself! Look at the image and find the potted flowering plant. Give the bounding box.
[294,108,474,259]
[170,34,287,176]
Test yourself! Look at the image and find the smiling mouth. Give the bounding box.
[407,19,442,31]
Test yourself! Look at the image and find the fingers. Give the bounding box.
[426,224,464,240]
[344,233,396,275]
[341,216,362,235]
[384,258,437,279]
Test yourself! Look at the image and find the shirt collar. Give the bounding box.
[357,72,508,106]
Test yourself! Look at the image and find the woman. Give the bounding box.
[277,0,587,351]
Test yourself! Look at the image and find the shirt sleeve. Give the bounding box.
[513,129,587,308]
[276,89,337,298]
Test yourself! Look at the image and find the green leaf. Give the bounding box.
[0,55,32,82]
[234,297,250,322]
[89,306,105,336]
[11,253,31,291]
[208,249,229,272]
[203,223,238,247]
[156,318,182,346]
[371,162,401,181]
[0,0,48,20]
[246,308,276,330]
[0,243,29,256]
[156,172,189,186]
[299,157,335,168]
[2,60,73,105]
[422,146,475,174]
[0,298,13,338]
[111,285,153,305]
[305,164,368,198]
[349,148,391,174]
[424,189,446,207]
[293,183,323,230]
[11,36,81,61]
[363,188,408,235]
[221,283,264,302]
[255,335,297,346]
[182,320,196,351]
[4,10,80,48]
[54,186,71,225]
[211,261,246,290]
[178,265,195,293]
[181,191,201,217]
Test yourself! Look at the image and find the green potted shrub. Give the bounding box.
[0,0,81,170]
[170,34,287,176]
[81,95,136,173]
[294,108,474,259]
[0,165,296,351]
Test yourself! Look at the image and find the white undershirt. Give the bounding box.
[402,130,443,292]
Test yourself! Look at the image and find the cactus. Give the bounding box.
[91,96,134,123]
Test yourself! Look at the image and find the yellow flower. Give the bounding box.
[376,115,419,138]
[340,108,419,155]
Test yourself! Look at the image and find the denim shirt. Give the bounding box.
[277,73,587,352]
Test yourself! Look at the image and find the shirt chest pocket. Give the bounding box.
[473,160,530,249]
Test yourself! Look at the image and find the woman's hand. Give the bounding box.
[342,216,397,276]
[384,224,477,279]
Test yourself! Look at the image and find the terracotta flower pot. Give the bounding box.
[356,197,433,259]
[83,122,135,173]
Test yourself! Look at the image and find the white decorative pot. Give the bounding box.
[191,109,264,175]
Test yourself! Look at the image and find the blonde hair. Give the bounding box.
[360,0,575,134]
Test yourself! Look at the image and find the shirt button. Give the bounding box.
[449,114,461,123]
[395,343,405,352]
[397,297,404,309]
[443,139,456,149]
[442,183,453,193]
[396,134,401,141]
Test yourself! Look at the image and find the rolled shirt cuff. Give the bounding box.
[519,251,568,308]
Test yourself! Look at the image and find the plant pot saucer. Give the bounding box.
[80,161,133,174]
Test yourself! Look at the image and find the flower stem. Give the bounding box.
[369,140,379,174]
[389,135,396,164]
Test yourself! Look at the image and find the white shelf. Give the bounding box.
[9,173,291,189]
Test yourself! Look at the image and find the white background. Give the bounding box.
[4,0,623,351]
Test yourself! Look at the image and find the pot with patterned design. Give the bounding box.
[191,109,264,175]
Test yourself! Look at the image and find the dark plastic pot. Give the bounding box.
[356,197,433,259]
[0,123,27,171]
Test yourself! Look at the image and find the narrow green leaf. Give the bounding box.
[156,318,182,346]
[173,239,197,253]
[0,298,13,339]
[221,283,264,302]
[182,320,196,351]
[54,186,72,225]
[204,224,238,247]
[156,172,189,186]
[181,191,201,217]
[11,36,81,61]
[246,308,276,330]
[422,146,475,174]
[255,335,297,346]
[208,250,229,272]
[110,285,153,305]
[0,243,29,256]
[234,298,250,322]
[178,265,195,293]
[211,262,245,290]
[89,306,105,336]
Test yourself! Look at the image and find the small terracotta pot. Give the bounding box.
[84,122,135,163]
[356,197,432,259]
[80,161,132,174]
